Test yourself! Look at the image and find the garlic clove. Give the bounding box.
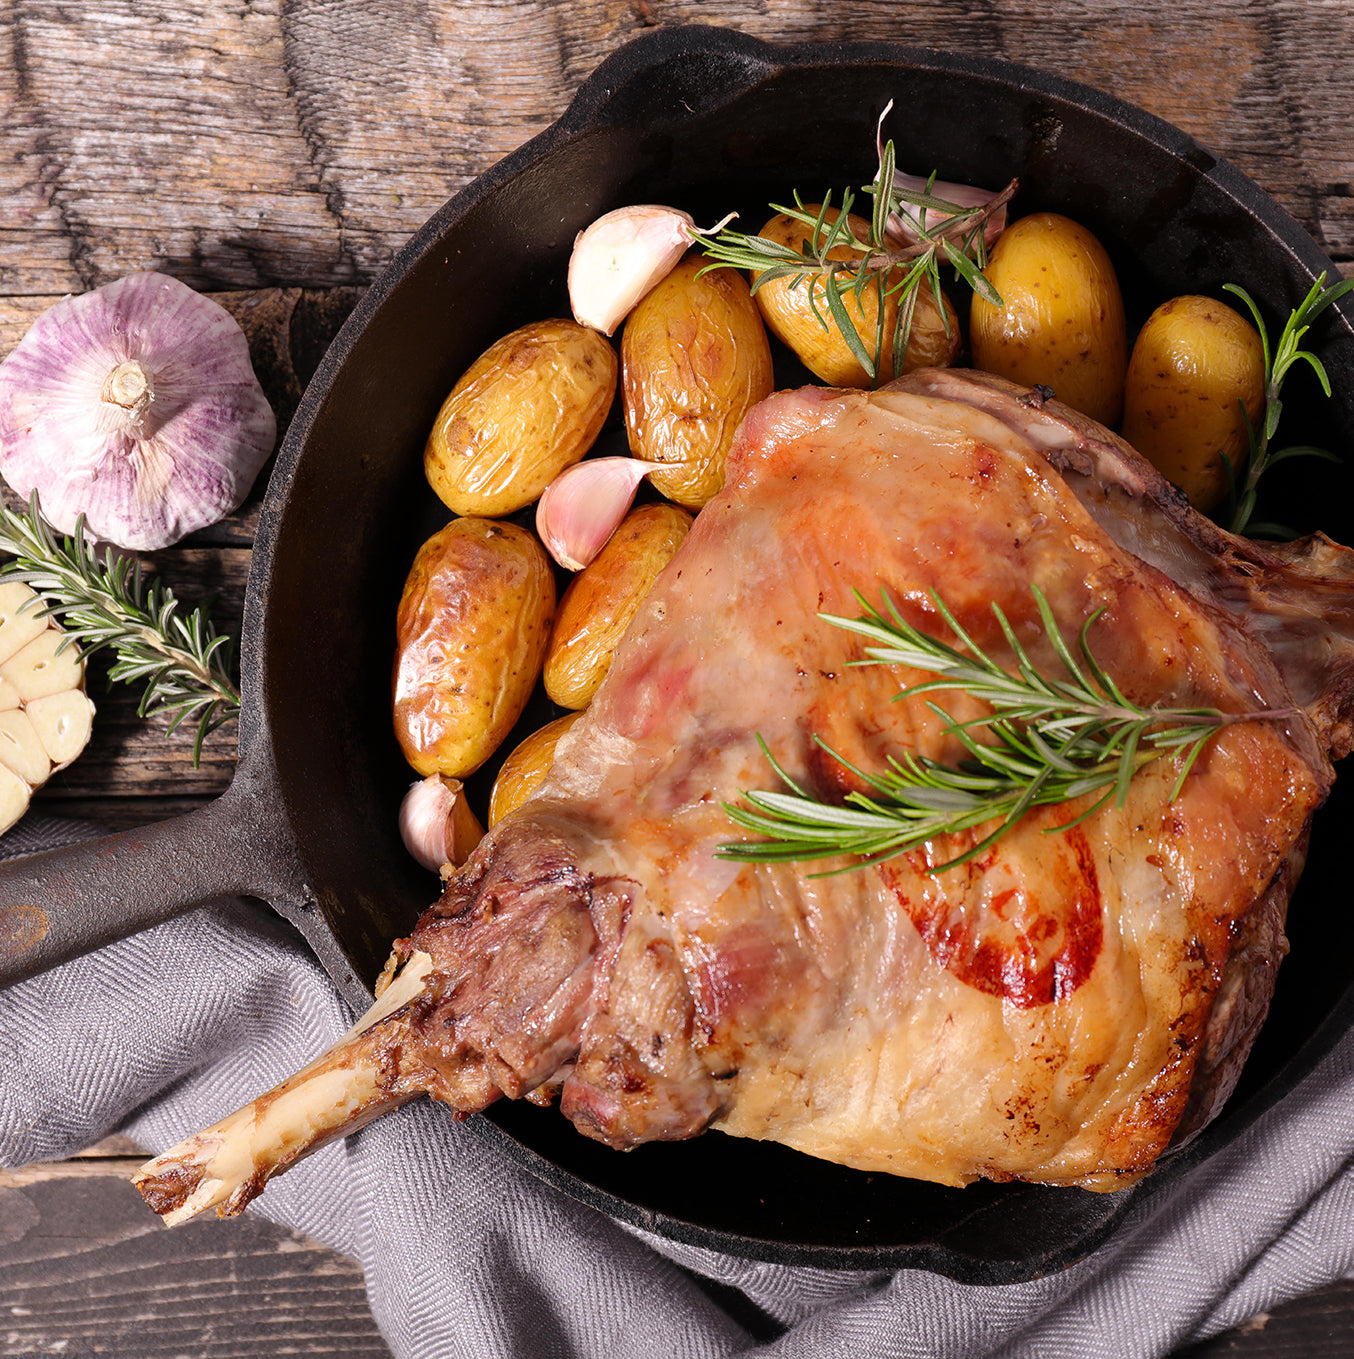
[399,774,485,873]
[0,677,22,713]
[0,709,51,787]
[535,456,661,572]
[873,102,1007,252]
[26,689,96,766]
[0,764,30,836]
[0,630,83,702]
[885,172,1009,250]
[0,581,53,666]
[569,206,699,336]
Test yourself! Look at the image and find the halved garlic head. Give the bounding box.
[0,582,95,836]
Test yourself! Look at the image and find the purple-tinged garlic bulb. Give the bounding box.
[0,273,276,551]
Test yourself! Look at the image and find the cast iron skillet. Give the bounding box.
[1,27,1353,1281]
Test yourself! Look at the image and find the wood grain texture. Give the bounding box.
[0,1,1349,301]
[1179,1279,1354,1357]
[0,1171,393,1358]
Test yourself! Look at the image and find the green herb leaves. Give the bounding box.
[697,127,1014,385]
[0,493,240,764]
[1224,272,1354,537]
[721,588,1291,874]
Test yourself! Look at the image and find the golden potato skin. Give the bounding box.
[425,319,617,517]
[621,256,773,509]
[1121,294,1265,511]
[753,206,960,388]
[970,212,1127,426]
[544,502,693,709]
[488,710,583,828]
[393,517,555,778]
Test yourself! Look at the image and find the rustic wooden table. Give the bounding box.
[1,1,1352,1354]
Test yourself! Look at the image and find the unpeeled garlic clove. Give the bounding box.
[535,456,660,572]
[873,102,1007,251]
[399,774,485,873]
[885,172,1008,250]
[569,207,699,336]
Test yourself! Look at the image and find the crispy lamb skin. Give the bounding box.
[135,370,1354,1223]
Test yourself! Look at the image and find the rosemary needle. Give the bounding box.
[698,132,1015,385]
[720,588,1293,875]
[1222,271,1354,537]
[0,493,240,765]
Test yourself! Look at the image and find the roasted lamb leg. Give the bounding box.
[135,370,1354,1223]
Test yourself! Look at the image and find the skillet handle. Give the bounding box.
[0,766,309,990]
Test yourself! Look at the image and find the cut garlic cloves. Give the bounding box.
[399,774,485,873]
[1,630,83,701]
[0,581,95,836]
[0,710,51,787]
[0,764,29,833]
[535,456,661,572]
[0,582,52,666]
[26,690,95,765]
[568,205,738,337]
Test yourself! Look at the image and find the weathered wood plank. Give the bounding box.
[0,1174,392,1358]
[1179,1279,1354,1357]
[0,2,1349,302]
[0,1154,146,1185]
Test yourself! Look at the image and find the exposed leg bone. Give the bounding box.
[132,951,435,1226]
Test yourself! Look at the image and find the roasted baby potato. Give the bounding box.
[393,517,555,778]
[487,710,584,827]
[621,255,773,509]
[544,501,693,709]
[1120,294,1265,510]
[425,319,617,517]
[752,205,960,387]
[970,212,1127,426]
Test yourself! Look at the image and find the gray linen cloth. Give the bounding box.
[3,816,1354,1358]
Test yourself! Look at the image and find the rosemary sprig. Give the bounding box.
[720,588,1291,874]
[1223,271,1354,536]
[698,130,1014,385]
[0,493,241,764]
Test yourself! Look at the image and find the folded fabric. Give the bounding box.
[3,818,1353,1358]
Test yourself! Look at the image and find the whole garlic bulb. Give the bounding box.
[0,273,276,550]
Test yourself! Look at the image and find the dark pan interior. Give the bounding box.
[242,29,1354,1277]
